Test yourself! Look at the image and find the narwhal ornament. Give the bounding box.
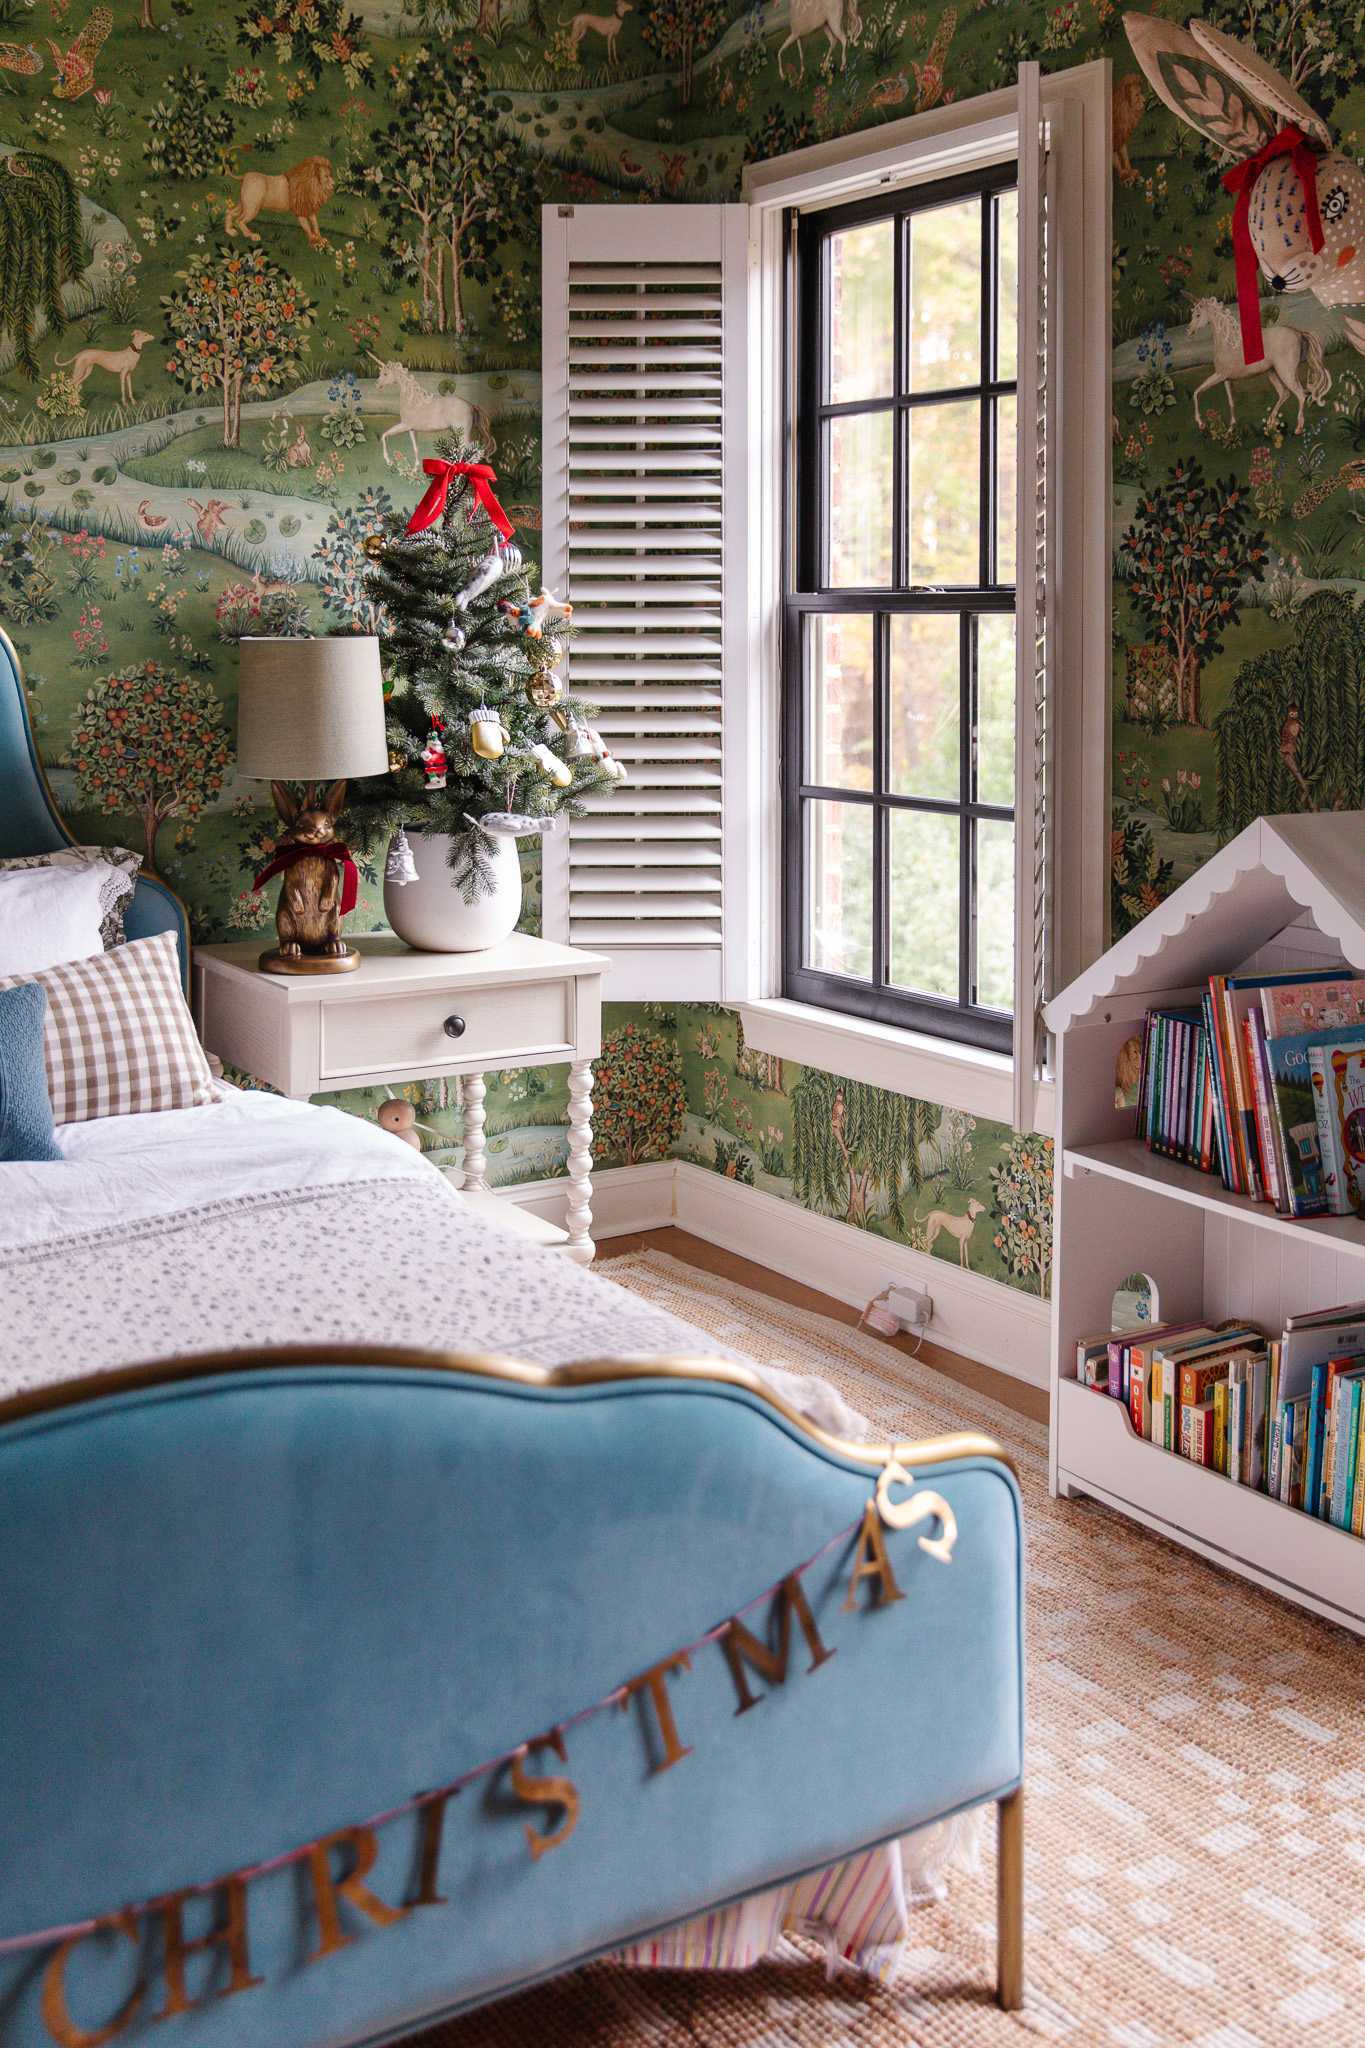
[1125,13,1365,357]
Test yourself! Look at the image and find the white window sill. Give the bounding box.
[737,999,1054,1133]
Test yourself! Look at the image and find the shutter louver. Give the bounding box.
[1013,65,1052,1134]
[542,206,748,1000]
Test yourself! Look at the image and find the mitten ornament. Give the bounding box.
[470,706,510,760]
[528,741,573,787]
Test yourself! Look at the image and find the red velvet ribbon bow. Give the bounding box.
[253,841,358,915]
[406,459,514,541]
[1222,126,1323,363]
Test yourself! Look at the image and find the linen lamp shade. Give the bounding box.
[236,637,388,781]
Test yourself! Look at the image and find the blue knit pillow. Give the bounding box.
[0,982,64,1162]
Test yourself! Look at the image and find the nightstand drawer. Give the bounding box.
[319,977,573,1081]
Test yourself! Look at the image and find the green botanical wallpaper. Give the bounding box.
[17,0,1359,1298]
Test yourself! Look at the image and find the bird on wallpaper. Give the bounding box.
[0,45,42,76]
[46,7,112,99]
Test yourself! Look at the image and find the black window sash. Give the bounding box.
[781,165,1017,1055]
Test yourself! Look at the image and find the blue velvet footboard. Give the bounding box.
[0,1352,1024,2048]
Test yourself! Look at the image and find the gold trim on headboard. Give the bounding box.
[0,1342,1018,1481]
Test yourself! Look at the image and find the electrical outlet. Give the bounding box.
[887,1284,932,1329]
[877,1268,932,1330]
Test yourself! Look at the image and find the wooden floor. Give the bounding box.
[596,1226,1047,1426]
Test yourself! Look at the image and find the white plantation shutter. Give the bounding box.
[1013,63,1053,1135]
[541,204,750,1000]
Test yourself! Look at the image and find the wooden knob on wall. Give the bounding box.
[443,1015,466,1039]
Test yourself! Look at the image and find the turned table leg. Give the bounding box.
[565,1057,595,1265]
[460,1071,490,1195]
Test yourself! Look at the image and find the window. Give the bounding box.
[783,166,1019,1054]
[541,65,1110,1129]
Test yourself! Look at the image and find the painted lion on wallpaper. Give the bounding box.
[224,156,334,252]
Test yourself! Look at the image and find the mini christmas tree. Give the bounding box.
[341,436,622,898]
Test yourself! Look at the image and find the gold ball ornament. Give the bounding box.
[388,747,407,774]
[362,534,386,560]
[525,665,563,710]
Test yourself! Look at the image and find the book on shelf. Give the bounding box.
[1074,1296,1365,1539]
[1131,970,1365,1222]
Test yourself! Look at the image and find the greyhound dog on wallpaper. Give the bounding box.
[1125,13,1365,359]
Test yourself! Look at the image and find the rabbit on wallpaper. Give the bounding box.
[1124,13,1365,357]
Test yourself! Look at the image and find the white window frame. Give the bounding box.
[735,62,1112,1133]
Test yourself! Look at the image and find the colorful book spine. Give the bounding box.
[1247,1010,1288,1212]
[1203,988,1236,1191]
[1353,1399,1365,1535]
[1308,1044,1353,1216]
[1183,1400,1216,1466]
[1304,1361,1328,1518]
[1214,1378,1230,1476]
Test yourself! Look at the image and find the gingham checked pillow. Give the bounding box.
[0,929,221,1124]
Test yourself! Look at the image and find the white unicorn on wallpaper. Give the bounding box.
[368,356,496,467]
[1186,294,1331,434]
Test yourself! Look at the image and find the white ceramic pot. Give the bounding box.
[383,830,523,953]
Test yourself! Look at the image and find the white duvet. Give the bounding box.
[0,1083,432,1250]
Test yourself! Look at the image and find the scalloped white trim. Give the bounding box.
[1046,814,1365,1030]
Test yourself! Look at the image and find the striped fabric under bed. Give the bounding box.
[613,1842,910,1980]
[0,929,220,1123]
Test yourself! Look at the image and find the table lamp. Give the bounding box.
[237,636,389,975]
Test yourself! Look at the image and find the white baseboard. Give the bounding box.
[492,1161,1048,1388]
[493,1161,677,1237]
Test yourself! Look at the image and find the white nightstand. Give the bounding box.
[193,933,609,1265]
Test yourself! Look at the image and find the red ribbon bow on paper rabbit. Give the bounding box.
[406,460,514,541]
[252,843,359,915]
[1222,126,1324,363]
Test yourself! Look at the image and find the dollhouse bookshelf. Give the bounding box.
[1044,812,1365,1635]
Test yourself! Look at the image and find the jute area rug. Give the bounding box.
[404,1249,1365,2048]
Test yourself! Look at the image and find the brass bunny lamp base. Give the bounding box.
[253,779,362,976]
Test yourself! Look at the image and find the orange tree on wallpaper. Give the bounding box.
[161,248,314,449]
[988,1134,1053,1298]
[370,50,537,339]
[789,1070,936,1233]
[61,662,230,878]
[641,0,725,104]
[593,1024,686,1167]
[1121,461,1264,728]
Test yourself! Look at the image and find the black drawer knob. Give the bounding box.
[443,1014,466,1039]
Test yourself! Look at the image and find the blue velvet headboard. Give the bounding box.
[0,627,191,990]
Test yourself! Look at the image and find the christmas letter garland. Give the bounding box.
[5,1462,959,2046]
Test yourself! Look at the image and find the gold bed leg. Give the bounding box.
[996,1785,1024,2010]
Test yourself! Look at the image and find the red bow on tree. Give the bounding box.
[1222,127,1324,363]
[406,460,514,541]
[253,842,359,915]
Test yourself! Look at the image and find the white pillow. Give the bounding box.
[0,851,137,975]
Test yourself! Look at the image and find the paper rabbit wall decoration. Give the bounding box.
[1124,13,1365,358]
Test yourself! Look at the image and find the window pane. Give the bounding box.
[890,613,959,801]
[996,393,1017,585]
[907,198,980,393]
[888,810,959,1001]
[996,189,1018,383]
[807,613,873,790]
[977,614,1015,806]
[828,411,893,587]
[907,400,979,585]
[976,816,1014,1012]
[805,798,873,980]
[828,220,894,405]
